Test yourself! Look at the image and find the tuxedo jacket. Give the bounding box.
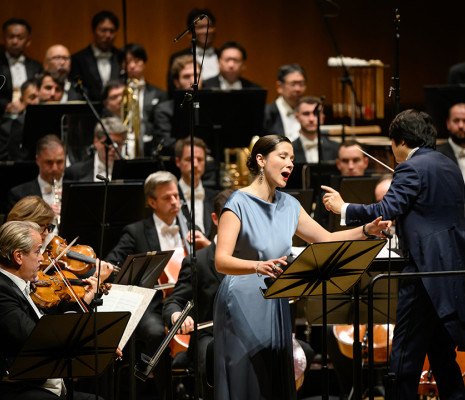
[70,45,121,101]
[263,100,285,136]
[202,75,261,89]
[141,83,167,155]
[7,178,41,211]
[64,158,94,182]
[0,113,26,162]
[292,135,340,163]
[345,148,465,346]
[153,99,176,154]
[0,53,43,115]
[162,242,224,339]
[437,142,458,165]
[178,185,217,238]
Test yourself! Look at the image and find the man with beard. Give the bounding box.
[437,102,465,181]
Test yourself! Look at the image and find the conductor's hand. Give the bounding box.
[321,185,344,214]
[171,312,194,334]
[256,256,287,279]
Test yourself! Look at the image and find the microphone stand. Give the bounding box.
[317,0,364,125]
[173,15,205,400]
[389,9,401,117]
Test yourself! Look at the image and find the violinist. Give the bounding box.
[323,110,465,399]
[105,171,209,400]
[0,221,99,400]
[7,195,115,282]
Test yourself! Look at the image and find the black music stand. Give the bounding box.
[22,102,102,162]
[261,239,386,400]
[114,250,174,288]
[7,312,130,400]
[59,181,150,257]
[112,157,178,181]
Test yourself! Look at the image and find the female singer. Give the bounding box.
[214,135,390,399]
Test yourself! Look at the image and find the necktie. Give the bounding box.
[184,186,205,201]
[161,225,180,237]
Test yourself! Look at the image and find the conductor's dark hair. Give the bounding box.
[2,18,31,34]
[187,8,215,26]
[219,41,247,61]
[246,135,291,176]
[389,109,437,150]
[92,10,119,31]
[277,64,307,83]
[124,43,147,62]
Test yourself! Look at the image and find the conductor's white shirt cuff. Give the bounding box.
[340,203,350,226]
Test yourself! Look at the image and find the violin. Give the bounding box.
[31,270,111,308]
[41,235,97,276]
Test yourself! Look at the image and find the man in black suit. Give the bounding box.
[162,189,232,400]
[202,41,261,90]
[70,11,122,101]
[64,116,127,182]
[105,171,209,400]
[7,134,65,216]
[263,64,307,141]
[448,62,465,84]
[437,102,465,181]
[0,220,99,399]
[175,136,217,239]
[292,96,339,164]
[122,43,166,156]
[0,18,42,116]
[167,8,218,97]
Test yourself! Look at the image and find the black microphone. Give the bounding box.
[382,229,393,239]
[71,75,84,91]
[174,14,206,43]
[96,174,109,183]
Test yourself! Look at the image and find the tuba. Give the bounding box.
[121,79,142,158]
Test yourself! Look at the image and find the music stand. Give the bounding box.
[22,102,102,162]
[172,89,267,158]
[261,239,386,400]
[424,85,465,138]
[114,251,174,288]
[7,312,130,400]
[112,157,178,181]
[59,181,150,257]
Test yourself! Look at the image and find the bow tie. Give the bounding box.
[94,48,112,60]
[10,55,25,65]
[24,282,32,296]
[304,142,318,151]
[184,186,205,201]
[42,184,53,195]
[458,150,465,158]
[161,225,180,237]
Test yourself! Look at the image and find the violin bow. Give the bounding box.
[42,236,79,273]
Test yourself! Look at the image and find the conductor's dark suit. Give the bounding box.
[344,148,465,400]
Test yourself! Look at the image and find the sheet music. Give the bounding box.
[98,284,156,350]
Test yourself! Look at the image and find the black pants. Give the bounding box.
[389,272,465,400]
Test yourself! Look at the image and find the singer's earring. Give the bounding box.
[258,167,264,183]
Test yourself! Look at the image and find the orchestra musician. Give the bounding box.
[323,109,465,399]
[105,170,209,400]
[0,220,100,400]
[213,135,390,399]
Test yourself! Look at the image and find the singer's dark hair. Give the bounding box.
[2,18,32,34]
[124,43,147,62]
[219,42,247,61]
[246,135,291,176]
[187,8,215,26]
[277,64,307,83]
[92,10,119,31]
[389,109,437,150]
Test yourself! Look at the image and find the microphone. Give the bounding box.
[174,14,207,43]
[71,75,84,92]
[96,174,109,183]
[382,229,393,239]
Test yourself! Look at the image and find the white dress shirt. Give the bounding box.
[0,268,64,396]
[94,152,112,182]
[92,45,112,87]
[38,176,62,208]
[179,178,205,233]
[153,213,182,251]
[196,46,219,80]
[448,137,465,182]
[5,52,27,102]
[298,134,319,163]
[275,96,300,142]
[218,75,242,90]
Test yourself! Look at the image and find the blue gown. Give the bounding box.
[213,190,301,400]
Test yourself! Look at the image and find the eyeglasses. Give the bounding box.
[41,224,56,234]
[49,55,71,62]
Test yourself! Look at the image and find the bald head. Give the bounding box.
[44,44,71,80]
[375,177,392,202]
